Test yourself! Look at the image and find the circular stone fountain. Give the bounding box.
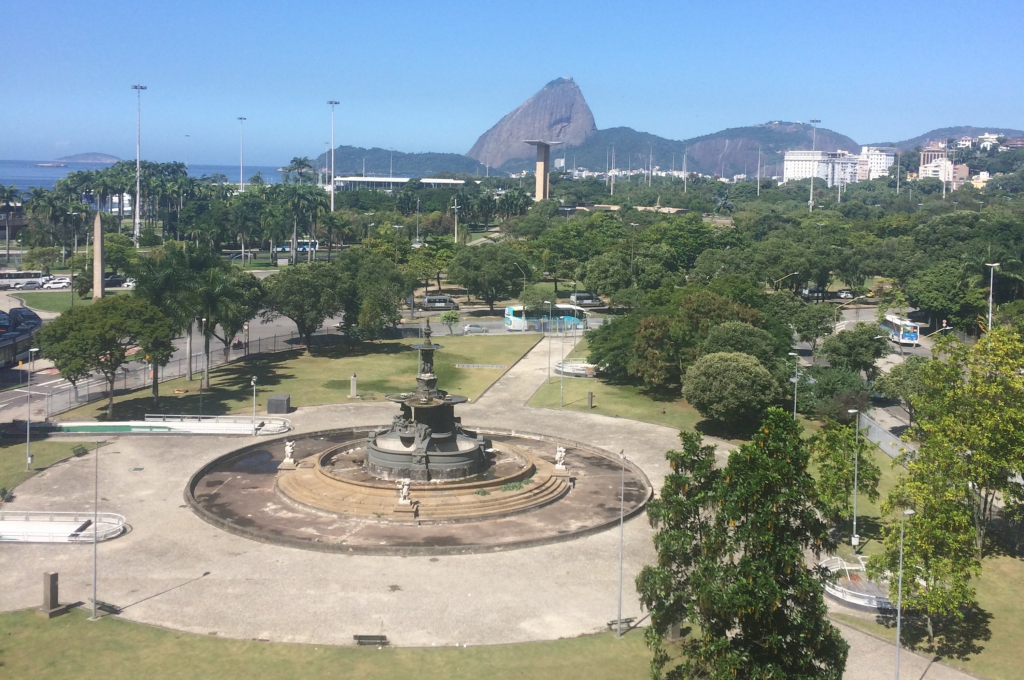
[186,320,652,555]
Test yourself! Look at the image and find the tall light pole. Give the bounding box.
[809,119,821,213]
[894,508,916,680]
[88,440,102,621]
[545,300,553,383]
[199,317,207,416]
[25,347,39,471]
[251,376,258,435]
[848,408,861,550]
[237,117,246,192]
[328,101,339,211]
[986,263,1000,330]
[616,450,626,637]
[772,271,800,291]
[185,134,190,173]
[132,84,147,248]
[789,351,799,420]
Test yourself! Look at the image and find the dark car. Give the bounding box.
[9,307,41,331]
[16,281,43,290]
[104,274,125,287]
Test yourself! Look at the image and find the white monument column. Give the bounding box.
[92,212,104,300]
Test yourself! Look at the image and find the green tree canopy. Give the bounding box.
[261,261,346,352]
[447,243,525,311]
[637,412,848,680]
[682,352,778,430]
[810,419,881,527]
[820,322,889,379]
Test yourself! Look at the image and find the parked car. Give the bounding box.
[43,278,71,289]
[122,278,137,289]
[14,281,43,290]
[836,289,854,299]
[421,295,459,311]
[569,291,603,307]
[463,323,489,335]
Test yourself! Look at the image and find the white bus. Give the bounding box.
[0,270,46,289]
[275,240,319,253]
[504,304,591,332]
[881,314,920,346]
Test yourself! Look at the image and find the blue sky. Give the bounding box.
[3,0,1022,165]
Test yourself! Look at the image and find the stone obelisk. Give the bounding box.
[92,212,104,300]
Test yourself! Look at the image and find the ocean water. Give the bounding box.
[0,160,286,191]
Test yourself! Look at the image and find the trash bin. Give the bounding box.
[267,394,290,414]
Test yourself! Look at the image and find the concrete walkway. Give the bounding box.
[0,336,980,679]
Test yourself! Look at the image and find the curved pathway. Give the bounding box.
[0,337,978,678]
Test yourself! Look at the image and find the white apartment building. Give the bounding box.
[783,150,827,183]
[784,146,894,187]
[978,133,1000,150]
[918,157,954,183]
[857,146,896,181]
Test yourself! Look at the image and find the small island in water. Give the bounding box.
[53,152,121,163]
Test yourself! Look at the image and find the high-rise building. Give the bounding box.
[920,141,948,168]
[783,150,827,183]
[784,147,891,186]
[858,146,896,181]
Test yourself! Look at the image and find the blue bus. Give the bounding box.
[504,304,591,332]
[881,314,919,346]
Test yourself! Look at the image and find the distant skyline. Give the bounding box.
[4,0,1023,166]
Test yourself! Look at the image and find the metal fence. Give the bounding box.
[857,412,916,460]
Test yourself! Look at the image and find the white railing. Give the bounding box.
[50,415,292,436]
[819,556,893,610]
[0,509,126,543]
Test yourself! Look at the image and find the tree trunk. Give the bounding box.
[151,360,159,405]
[204,333,211,391]
[926,615,934,643]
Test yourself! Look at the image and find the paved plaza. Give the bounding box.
[0,337,977,678]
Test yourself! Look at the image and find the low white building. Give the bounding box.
[783,150,827,183]
[978,133,1000,150]
[784,146,894,186]
[857,146,896,181]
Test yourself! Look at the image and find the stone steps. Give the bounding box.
[276,464,568,522]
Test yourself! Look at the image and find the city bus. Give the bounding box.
[275,240,319,253]
[881,314,919,346]
[0,328,36,368]
[0,270,46,289]
[504,304,591,332]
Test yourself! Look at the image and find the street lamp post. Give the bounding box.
[848,408,861,550]
[132,84,147,248]
[895,509,916,680]
[238,117,246,192]
[986,263,1000,331]
[251,376,258,436]
[88,440,103,621]
[788,351,799,420]
[185,134,190,172]
[25,347,39,471]
[772,271,799,290]
[328,101,339,212]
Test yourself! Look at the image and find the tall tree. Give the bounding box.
[261,261,346,352]
[36,296,175,419]
[810,419,881,528]
[637,410,848,680]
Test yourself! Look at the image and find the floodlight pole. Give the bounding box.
[328,101,339,212]
[89,441,100,621]
[789,352,799,420]
[25,348,39,470]
[545,300,553,383]
[986,263,1000,330]
[617,450,625,637]
[808,119,820,213]
[238,117,246,192]
[894,509,915,679]
[848,408,861,550]
[132,84,147,248]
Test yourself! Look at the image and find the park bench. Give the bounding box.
[72,445,89,458]
[353,634,389,646]
[607,617,636,631]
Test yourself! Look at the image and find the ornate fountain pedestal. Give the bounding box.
[364,321,486,481]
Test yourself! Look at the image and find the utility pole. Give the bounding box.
[184,134,190,172]
[328,100,339,212]
[986,263,1000,330]
[131,84,146,248]
[452,197,459,244]
[683,149,688,193]
[610,146,616,196]
[757,146,761,196]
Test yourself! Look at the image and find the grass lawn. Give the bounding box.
[15,289,127,314]
[832,555,1024,680]
[0,608,654,680]
[55,334,540,421]
[528,338,820,444]
[0,435,85,495]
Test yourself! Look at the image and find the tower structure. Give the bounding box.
[524,140,563,200]
[91,212,104,300]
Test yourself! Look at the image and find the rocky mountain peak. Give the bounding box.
[467,77,597,167]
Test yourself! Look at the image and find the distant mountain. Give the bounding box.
[467,77,597,168]
[55,152,120,163]
[314,145,486,178]
[872,126,1024,151]
[498,121,861,179]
